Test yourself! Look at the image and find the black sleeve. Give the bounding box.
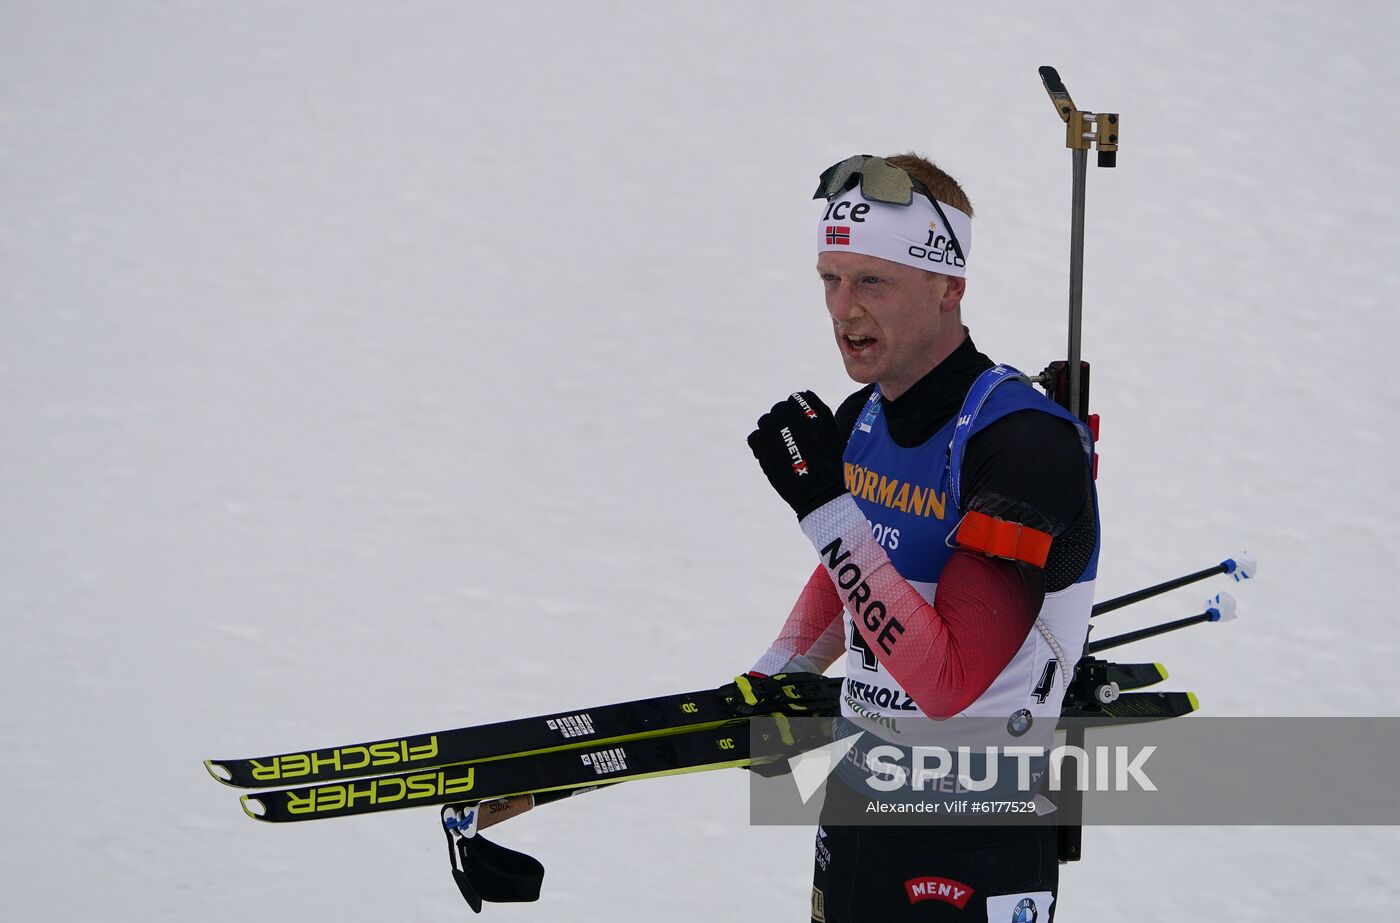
[960,409,1097,593]
[834,385,876,448]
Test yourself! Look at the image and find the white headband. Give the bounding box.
[816,186,972,278]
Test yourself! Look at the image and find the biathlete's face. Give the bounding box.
[817,251,965,401]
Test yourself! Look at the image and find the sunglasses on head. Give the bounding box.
[813,155,967,264]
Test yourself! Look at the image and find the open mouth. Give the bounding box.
[844,334,876,353]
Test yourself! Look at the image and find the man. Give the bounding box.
[746,154,1100,922]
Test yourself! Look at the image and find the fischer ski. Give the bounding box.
[1062,656,1195,722]
[1106,662,1168,691]
[206,673,840,790]
[210,664,1200,825]
[239,716,822,824]
[1066,690,1199,722]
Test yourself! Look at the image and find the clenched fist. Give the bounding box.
[746,391,848,520]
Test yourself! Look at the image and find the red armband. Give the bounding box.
[955,510,1052,568]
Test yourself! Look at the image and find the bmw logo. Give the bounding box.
[1007,709,1034,737]
[1010,897,1038,922]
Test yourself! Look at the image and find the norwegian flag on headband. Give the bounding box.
[825,225,851,246]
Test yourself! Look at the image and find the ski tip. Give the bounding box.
[1153,663,1169,682]
[204,759,235,785]
[1186,692,1200,713]
[240,795,267,821]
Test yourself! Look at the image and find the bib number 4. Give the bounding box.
[848,624,879,671]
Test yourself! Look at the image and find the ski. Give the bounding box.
[1107,661,1169,691]
[1063,690,1198,722]
[206,673,841,789]
[209,664,1185,796]
[227,681,1197,824]
[239,717,820,824]
[1065,656,1172,712]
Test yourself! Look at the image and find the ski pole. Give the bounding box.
[1092,554,1256,617]
[1085,593,1237,655]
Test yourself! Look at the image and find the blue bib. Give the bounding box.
[842,365,1099,585]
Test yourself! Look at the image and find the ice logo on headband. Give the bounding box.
[816,186,971,278]
[820,199,872,224]
[912,221,965,271]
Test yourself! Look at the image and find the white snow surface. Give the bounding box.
[4,2,1399,919]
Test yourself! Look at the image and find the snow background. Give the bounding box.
[4,1,1398,918]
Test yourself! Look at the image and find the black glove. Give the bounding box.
[747,391,848,520]
[729,671,843,778]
